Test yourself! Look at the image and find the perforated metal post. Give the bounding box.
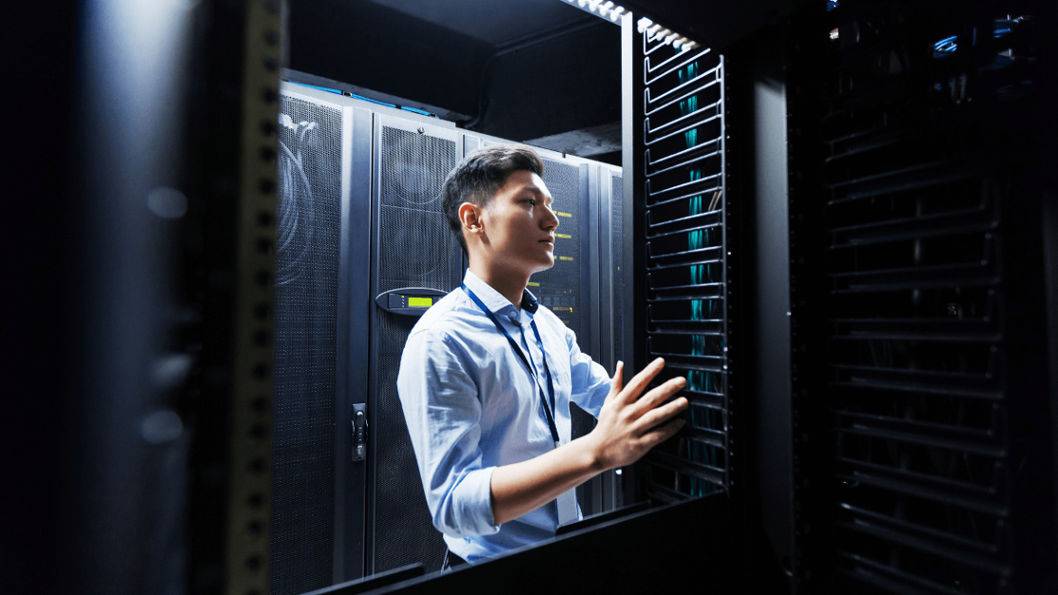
[226,1,281,593]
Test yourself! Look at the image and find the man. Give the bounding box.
[396,145,688,568]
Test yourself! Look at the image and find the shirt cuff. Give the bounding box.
[457,465,501,536]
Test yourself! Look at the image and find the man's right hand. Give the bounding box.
[489,357,689,525]
[586,357,689,472]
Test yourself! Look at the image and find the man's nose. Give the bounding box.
[542,205,559,230]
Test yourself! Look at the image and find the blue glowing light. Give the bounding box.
[400,106,435,117]
[349,93,396,108]
[993,19,1013,38]
[932,35,959,57]
[294,82,342,95]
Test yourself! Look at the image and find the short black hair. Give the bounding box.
[440,145,545,253]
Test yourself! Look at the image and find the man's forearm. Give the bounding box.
[488,358,688,527]
[489,435,605,525]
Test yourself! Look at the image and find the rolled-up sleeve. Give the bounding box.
[396,329,501,537]
[565,326,613,418]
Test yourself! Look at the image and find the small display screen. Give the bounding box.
[407,296,433,308]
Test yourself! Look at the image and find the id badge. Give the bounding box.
[557,489,579,525]
[555,438,579,525]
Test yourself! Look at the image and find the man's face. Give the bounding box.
[475,170,559,274]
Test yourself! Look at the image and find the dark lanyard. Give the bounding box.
[462,284,560,444]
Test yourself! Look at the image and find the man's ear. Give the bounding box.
[458,202,483,235]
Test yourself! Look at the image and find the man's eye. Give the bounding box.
[524,198,537,206]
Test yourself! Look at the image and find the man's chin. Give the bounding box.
[529,255,555,274]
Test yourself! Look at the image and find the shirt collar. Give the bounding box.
[463,269,540,316]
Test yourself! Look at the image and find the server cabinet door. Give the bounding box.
[367,114,463,575]
[335,104,374,583]
[272,86,371,593]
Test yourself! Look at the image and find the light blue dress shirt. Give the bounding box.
[396,269,613,563]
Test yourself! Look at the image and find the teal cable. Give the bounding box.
[684,127,698,148]
[678,94,698,116]
[677,61,700,84]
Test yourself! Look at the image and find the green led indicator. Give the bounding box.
[407,297,433,308]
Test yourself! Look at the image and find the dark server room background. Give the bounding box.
[5,0,1056,593]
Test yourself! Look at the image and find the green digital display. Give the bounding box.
[408,296,433,308]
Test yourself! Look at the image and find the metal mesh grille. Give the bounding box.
[531,158,584,335]
[271,94,342,595]
[378,127,458,293]
[373,314,447,573]
[373,123,458,573]
[378,206,453,293]
[380,127,454,209]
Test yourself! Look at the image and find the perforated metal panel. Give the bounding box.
[378,205,452,292]
[377,127,459,293]
[371,121,459,574]
[271,93,343,595]
[380,128,454,209]
[373,314,447,572]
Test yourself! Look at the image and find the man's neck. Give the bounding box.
[469,259,530,310]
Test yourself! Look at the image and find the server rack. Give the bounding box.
[624,16,737,503]
[272,85,375,593]
[786,2,1058,592]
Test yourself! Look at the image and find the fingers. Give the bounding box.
[607,360,624,400]
[630,375,686,418]
[618,357,666,405]
[633,395,689,434]
[640,417,686,449]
